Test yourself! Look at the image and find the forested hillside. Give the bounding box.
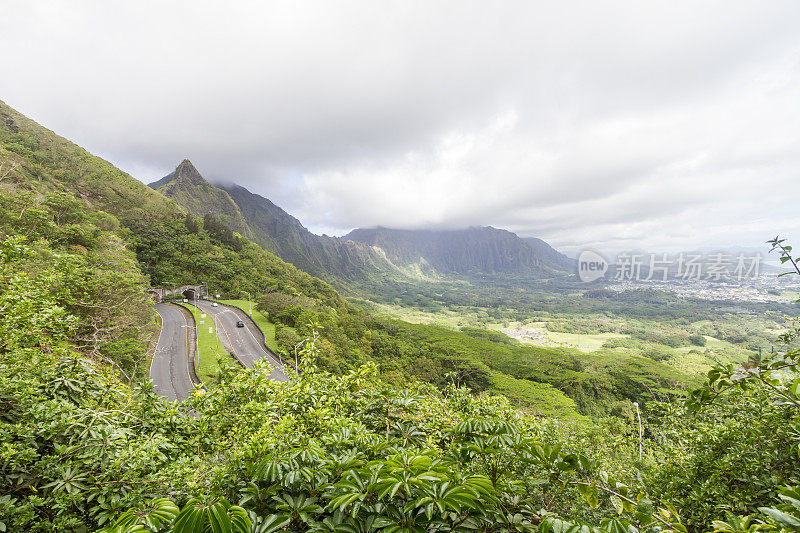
[1,99,799,532]
[0,98,346,336]
[2,229,799,532]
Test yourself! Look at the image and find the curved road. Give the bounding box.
[193,300,289,383]
[150,303,195,401]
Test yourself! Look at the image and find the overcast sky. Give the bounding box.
[2,1,799,254]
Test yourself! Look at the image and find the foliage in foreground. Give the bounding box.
[1,213,799,532]
[0,235,668,532]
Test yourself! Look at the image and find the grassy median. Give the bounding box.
[185,304,226,382]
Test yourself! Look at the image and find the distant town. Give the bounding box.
[606,272,800,305]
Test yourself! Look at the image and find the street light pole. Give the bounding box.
[633,401,642,461]
[294,338,309,370]
[240,291,251,315]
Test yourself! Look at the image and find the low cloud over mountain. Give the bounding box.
[2,1,799,253]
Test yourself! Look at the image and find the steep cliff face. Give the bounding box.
[521,237,576,271]
[151,160,253,239]
[345,226,572,276]
[221,184,400,281]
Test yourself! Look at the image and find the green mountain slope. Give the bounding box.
[152,159,253,239]
[156,168,572,283]
[0,99,345,317]
[0,100,177,221]
[221,183,409,282]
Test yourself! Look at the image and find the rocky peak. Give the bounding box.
[148,159,207,190]
[171,159,206,187]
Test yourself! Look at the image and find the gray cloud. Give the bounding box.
[2,0,799,253]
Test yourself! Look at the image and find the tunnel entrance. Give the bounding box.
[148,290,161,303]
[182,289,196,300]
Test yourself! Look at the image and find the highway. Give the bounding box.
[193,300,289,382]
[150,303,196,401]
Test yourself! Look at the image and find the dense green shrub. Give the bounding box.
[274,323,302,354]
[688,334,707,347]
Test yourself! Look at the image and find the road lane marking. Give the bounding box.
[220,304,286,377]
[197,302,282,375]
[218,306,268,359]
[238,315,286,375]
[209,306,242,365]
[160,305,183,400]
[150,306,167,382]
[205,302,289,381]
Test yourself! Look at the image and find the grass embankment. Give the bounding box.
[217,299,281,352]
[184,304,225,382]
[489,372,587,421]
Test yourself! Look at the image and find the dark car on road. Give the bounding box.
[236,320,245,328]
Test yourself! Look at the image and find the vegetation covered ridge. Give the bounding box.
[1,98,799,532]
[0,98,687,414]
[1,231,799,532]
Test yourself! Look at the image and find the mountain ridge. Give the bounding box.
[149,162,574,284]
[344,225,573,276]
[0,99,178,220]
[220,182,402,282]
[151,160,253,239]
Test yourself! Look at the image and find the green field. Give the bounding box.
[542,330,627,351]
[356,299,509,330]
[360,297,773,380]
[360,304,631,353]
